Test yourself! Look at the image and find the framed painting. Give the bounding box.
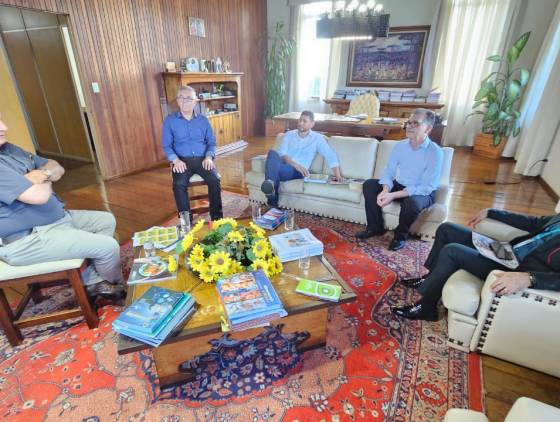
[188,17,206,37]
[347,26,430,87]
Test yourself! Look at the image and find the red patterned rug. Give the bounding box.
[0,192,483,421]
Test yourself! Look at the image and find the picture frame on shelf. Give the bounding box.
[185,57,200,72]
[347,26,430,88]
[188,17,206,37]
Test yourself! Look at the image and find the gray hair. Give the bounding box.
[412,108,435,126]
[177,85,197,99]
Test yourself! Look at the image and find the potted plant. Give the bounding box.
[467,31,531,158]
[264,22,295,136]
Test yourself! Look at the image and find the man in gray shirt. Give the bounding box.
[0,119,124,300]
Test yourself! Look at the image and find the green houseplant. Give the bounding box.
[265,22,295,133]
[468,31,531,156]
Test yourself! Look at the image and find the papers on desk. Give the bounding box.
[347,113,368,120]
[373,117,399,123]
[327,115,360,122]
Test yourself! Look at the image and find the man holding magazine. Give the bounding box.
[260,110,343,207]
[391,208,560,321]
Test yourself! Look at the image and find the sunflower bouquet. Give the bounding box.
[177,218,283,283]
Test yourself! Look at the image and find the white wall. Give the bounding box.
[542,125,560,195]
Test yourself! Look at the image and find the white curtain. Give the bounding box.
[509,3,560,175]
[432,0,520,147]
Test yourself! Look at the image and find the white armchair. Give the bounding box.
[442,218,560,377]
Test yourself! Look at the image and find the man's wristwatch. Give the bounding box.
[41,168,53,182]
[528,272,536,288]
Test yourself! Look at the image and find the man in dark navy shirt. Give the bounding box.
[162,85,223,220]
[0,118,124,300]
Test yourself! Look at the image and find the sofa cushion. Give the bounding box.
[303,182,363,203]
[325,136,378,180]
[0,259,85,281]
[273,133,325,174]
[373,140,399,179]
[442,270,484,316]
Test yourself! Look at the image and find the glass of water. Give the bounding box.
[179,211,191,236]
[284,209,295,231]
[298,249,310,271]
[143,241,155,258]
[251,203,262,221]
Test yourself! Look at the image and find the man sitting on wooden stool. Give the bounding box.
[260,110,343,207]
[162,85,223,221]
[355,108,443,251]
[0,118,124,301]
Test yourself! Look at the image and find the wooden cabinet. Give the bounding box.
[324,98,445,118]
[162,72,243,147]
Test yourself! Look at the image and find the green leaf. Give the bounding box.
[246,249,256,261]
[492,131,502,146]
[507,80,521,100]
[472,100,486,109]
[507,45,519,64]
[513,31,531,55]
[474,81,493,101]
[513,125,521,137]
[498,111,510,121]
[486,102,499,119]
[486,54,502,62]
[518,68,530,87]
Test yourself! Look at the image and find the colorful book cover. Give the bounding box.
[113,286,188,335]
[127,255,178,284]
[269,229,323,262]
[216,270,286,324]
[132,226,179,248]
[295,278,341,302]
[255,208,288,230]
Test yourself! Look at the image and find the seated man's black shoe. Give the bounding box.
[391,303,438,321]
[86,281,126,302]
[355,229,386,239]
[399,277,425,289]
[260,179,275,195]
[389,239,406,251]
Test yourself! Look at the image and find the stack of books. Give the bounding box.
[254,208,288,230]
[389,91,403,102]
[268,228,323,262]
[112,286,196,347]
[402,90,416,102]
[427,91,441,103]
[377,90,390,101]
[216,270,287,332]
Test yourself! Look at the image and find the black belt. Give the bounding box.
[0,229,32,246]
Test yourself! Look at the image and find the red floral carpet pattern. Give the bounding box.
[0,194,483,421]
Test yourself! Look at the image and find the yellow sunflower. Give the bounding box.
[188,251,206,272]
[181,233,194,251]
[227,230,244,243]
[191,219,206,234]
[213,218,238,230]
[226,260,244,275]
[191,244,205,258]
[252,239,270,259]
[249,222,266,237]
[198,262,215,283]
[250,258,269,273]
[267,256,283,276]
[208,251,231,274]
[166,255,178,273]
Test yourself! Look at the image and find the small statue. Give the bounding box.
[223,61,232,73]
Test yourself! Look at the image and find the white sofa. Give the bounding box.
[442,218,560,377]
[246,134,454,239]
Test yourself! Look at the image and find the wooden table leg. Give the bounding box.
[0,288,23,346]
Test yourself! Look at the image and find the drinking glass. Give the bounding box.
[143,241,155,258]
[298,249,310,271]
[284,209,295,231]
[251,203,262,221]
[179,211,191,235]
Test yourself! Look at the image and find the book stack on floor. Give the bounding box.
[217,270,287,332]
[112,286,196,347]
[269,228,324,262]
[254,208,288,230]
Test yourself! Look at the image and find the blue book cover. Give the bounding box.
[216,270,286,324]
[255,208,287,230]
[114,286,189,335]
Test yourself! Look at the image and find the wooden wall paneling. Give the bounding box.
[0,0,267,179]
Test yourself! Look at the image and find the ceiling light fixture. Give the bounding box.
[316,1,389,40]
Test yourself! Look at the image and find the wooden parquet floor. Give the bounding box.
[18,137,560,420]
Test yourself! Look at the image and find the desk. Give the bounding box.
[273,112,405,139]
[324,98,445,118]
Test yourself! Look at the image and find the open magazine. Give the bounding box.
[472,232,519,269]
[304,174,364,185]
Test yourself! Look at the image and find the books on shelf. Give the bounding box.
[427,91,441,103]
[295,278,342,302]
[216,270,287,332]
[389,92,403,102]
[112,286,196,347]
[401,90,416,102]
[268,228,323,262]
[132,226,179,250]
[254,208,288,230]
[377,90,390,101]
[127,255,178,284]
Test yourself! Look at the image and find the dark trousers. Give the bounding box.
[171,156,223,220]
[264,150,304,205]
[362,179,435,240]
[417,222,507,309]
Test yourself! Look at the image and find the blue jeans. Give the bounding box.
[264,150,304,205]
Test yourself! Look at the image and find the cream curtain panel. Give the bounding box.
[432,0,520,147]
[509,3,560,175]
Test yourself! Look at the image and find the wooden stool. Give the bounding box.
[0,258,99,347]
[188,174,210,216]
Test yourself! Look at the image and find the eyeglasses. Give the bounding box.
[405,119,424,128]
[177,96,196,102]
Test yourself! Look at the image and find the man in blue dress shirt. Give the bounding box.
[356,109,443,251]
[162,86,223,220]
[260,110,343,207]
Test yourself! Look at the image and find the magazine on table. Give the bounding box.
[304,174,329,184]
[269,228,323,262]
[132,226,180,250]
[254,208,288,230]
[472,232,519,269]
[127,255,178,284]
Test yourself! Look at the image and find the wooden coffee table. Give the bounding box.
[117,218,357,388]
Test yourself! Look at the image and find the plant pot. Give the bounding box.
[264,118,284,137]
[472,133,507,159]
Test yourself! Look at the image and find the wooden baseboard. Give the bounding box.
[537,176,559,202]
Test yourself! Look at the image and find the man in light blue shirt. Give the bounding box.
[261,110,342,207]
[356,109,443,251]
